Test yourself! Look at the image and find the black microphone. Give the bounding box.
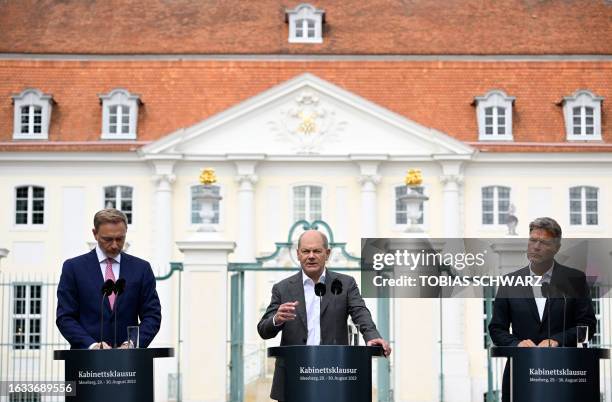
[314,282,326,297]
[331,278,343,345]
[542,283,552,347]
[100,279,114,348]
[314,282,326,344]
[113,279,126,348]
[555,285,567,347]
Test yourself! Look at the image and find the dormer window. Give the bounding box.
[562,90,603,141]
[99,88,141,140]
[474,90,515,141]
[12,89,53,140]
[286,4,325,44]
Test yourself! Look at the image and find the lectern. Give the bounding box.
[491,346,609,402]
[54,347,173,402]
[268,345,383,402]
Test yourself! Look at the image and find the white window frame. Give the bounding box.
[187,184,224,231]
[99,88,141,140]
[290,184,324,223]
[102,185,134,226]
[391,184,428,231]
[14,185,46,227]
[474,90,515,141]
[11,283,43,350]
[569,186,599,227]
[12,89,53,140]
[562,90,603,141]
[286,3,324,44]
[481,185,511,226]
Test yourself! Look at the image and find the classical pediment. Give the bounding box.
[140,73,474,160]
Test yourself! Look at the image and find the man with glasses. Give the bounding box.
[258,229,391,401]
[489,217,596,402]
[56,208,161,349]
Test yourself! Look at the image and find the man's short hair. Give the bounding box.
[297,230,329,250]
[94,208,128,230]
[529,217,562,241]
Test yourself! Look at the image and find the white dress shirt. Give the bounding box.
[303,270,326,346]
[89,245,122,349]
[530,261,555,321]
[95,244,121,280]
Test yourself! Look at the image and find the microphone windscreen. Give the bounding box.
[102,279,115,296]
[314,282,326,297]
[331,278,343,295]
[114,278,126,295]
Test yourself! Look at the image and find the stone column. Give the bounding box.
[438,161,470,402]
[177,235,235,402]
[150,161,176,402]
[356,161,381,238]
[234,161,258,344]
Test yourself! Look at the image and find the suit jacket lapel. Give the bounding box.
[517,267,542,324]
[288,272,307,331]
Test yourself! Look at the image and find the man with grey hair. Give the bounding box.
[56,208,161,349]
[489,217,596,402]
[258,229,390,401]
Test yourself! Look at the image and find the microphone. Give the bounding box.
[542,283,552,347]
[554,284,567,347]
[113,279,126,347]
[314,282,326,297]
[100,279,114,348]
[331,278,343,345]
[314,282,326,344]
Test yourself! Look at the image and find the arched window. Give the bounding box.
[286,4,324,43]
[12,89,53,140]
[562,90,603,141]
[474,90,515,141]
[99,88,141,139]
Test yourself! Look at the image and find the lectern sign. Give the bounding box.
[54,348,173,402]
[491,347,609,402]
[298,365,359,382]
[268,345,383,402]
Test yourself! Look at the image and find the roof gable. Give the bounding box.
[140,73,475,160]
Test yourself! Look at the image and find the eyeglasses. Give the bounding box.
[528,238,557,247]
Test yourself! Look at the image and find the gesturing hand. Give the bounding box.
[274,301,299,325]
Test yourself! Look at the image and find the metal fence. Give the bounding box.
[0,273,68,402]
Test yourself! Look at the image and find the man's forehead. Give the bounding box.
[97,222,127,234]
[299,235,325,248]
[530,228,555,238]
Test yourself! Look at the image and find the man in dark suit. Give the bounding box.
[56,208,161,349]
[258,229,391,401]
[489,217,596,402]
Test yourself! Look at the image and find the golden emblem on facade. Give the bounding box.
[199,168,217,185]
[404,169,423,186]
[297,111,318,135]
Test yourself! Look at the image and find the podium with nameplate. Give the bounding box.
[268,345,383,402]
[54,347,173,402]
[491,346,609,402]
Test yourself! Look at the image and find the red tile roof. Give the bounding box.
[0,59,610,153]
[0,0,611,55]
